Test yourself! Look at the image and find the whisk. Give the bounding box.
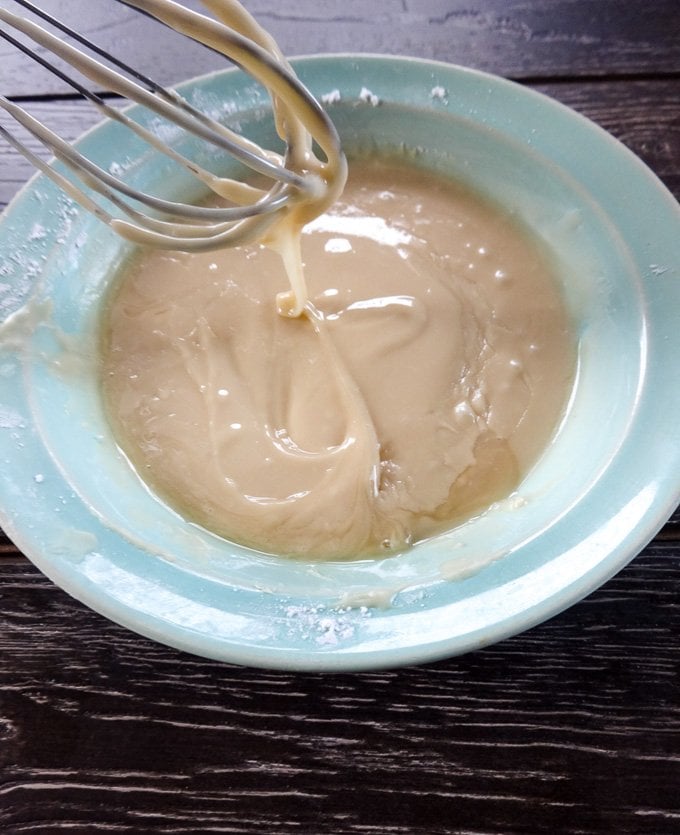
[0,0,347,252]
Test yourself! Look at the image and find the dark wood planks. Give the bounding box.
[251,0,680,80]
[660,505,680,540]
[1,2,680,831]
[2,0,680,97]
[0,543,678,833]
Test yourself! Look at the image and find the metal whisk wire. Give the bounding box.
[0,0,345,251]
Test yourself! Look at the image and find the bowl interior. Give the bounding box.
[1,56,679,670]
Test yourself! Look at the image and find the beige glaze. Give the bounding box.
[0,0,346,317]
[101,158,575,559]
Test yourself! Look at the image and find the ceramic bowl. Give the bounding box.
[1,56,679,670]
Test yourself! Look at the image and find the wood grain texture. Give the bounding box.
[1,1,680,831]
[0,543,678,834]
[2,0,680,97]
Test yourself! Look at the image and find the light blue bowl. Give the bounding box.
[1,56,679,671]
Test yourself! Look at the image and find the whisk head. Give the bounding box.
[0,0,347,252]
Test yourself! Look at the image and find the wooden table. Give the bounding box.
[1,2,679,832]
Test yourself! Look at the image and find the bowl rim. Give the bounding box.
[1,54,679,671]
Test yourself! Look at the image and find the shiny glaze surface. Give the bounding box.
[1,2,679,831]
